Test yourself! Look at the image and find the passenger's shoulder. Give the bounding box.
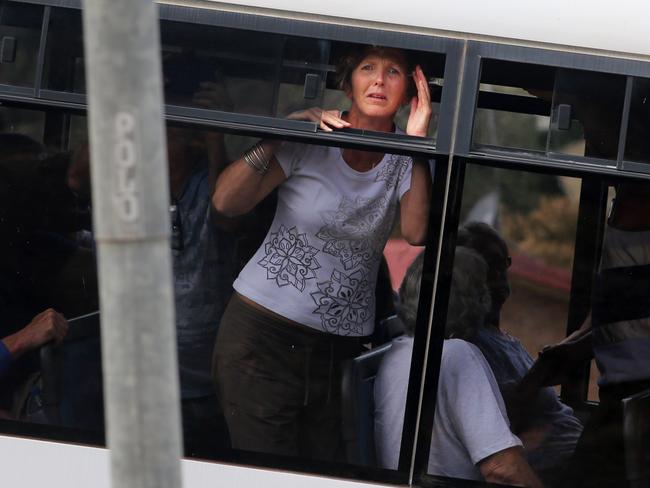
[442,339,486,368]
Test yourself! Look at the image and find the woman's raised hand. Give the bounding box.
[406,65,432,138]
[286,108,351,132]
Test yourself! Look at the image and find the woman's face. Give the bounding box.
[347,53,409,121]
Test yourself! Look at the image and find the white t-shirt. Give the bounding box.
[233,142,413,336]
[374,336,522,481]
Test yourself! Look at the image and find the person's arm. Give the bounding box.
[400,66,432,245]
[212,108,350,217]
[212,140,286,217]
[1,308,68,365]
[479,446,544,488]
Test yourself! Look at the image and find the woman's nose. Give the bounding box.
[373,70,385,85]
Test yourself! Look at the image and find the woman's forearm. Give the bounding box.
[400,158,431,245]
[212,140,285,217]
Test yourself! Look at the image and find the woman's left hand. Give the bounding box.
[406,65,432,138]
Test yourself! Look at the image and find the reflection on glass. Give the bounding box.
[41,9,442,141]
[0,1,43,87]
[624,77,650,163]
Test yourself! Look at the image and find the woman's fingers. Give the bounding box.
[287,107,349,131]
[415,65,431,105]
[319,109,350,131]
[406,66,432,137]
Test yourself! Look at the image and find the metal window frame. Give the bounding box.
[454,41,650,175]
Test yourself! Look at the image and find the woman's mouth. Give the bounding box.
[367,93,387,100]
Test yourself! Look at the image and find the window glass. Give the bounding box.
[0,107,100,432]
[1,103,436,478]
[0,1,43,87]
[473,60,554,152]
[419,163,585,487]
[624,77,650,164]
[577,179,650,487]
[42,8,444,141]
[42,7,84,93]
[548,69,626,160]
[473,60,626,161]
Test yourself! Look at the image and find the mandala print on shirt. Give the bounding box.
[258,225,320,292]
[316,196,393,271]
[311,269,373,335]
[375,154,410,190]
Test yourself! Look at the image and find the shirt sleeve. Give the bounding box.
[441,340,522,465]
[0,339,13,377]
[397,157,435,200]
[273,142,308,179]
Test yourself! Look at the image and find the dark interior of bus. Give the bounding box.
[1,1,650,487]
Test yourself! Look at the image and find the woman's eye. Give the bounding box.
[361,64,374,71]
[388,67,401,76]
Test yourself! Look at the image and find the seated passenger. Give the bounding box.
[457,222,583,484]
[375,248,542,487]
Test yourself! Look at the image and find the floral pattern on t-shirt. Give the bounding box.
[258,224,320,292]
[316,195,393,272]
[310,268,373,335]
[375,154,410,190]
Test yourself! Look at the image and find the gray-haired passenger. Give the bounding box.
[458,222,583,484]
[375,247,542,487]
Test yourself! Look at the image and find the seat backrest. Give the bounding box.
[623,387,650,488]
[341,342,392,466]
[372,314,405,346]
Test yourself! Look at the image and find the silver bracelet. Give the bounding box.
[243,143,270,175]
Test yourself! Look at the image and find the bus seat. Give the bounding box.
[341,342,392,466]
[623,387,650,488]
[372,314,405,346]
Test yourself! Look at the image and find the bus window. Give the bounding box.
[548,69,626,160]
[473,60,554,153]
[624,77,650,164]
[572,179,650,488]
[413,162,585,487]
[0,1,43,88]
[42,8,85,93]
[0,106,44,141]
[0,106,101,431]
[41,8,444,144]
[473,59,627,162]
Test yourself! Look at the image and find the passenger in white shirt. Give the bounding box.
[212,46,433,459]
[374,248,543,487]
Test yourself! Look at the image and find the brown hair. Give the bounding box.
[336,45,417,101]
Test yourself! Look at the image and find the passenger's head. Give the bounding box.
[446,246,492,340]
[337,46,416,120]
[398,252,424,336]
[457,222,511,324]
[397,246,492,339]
